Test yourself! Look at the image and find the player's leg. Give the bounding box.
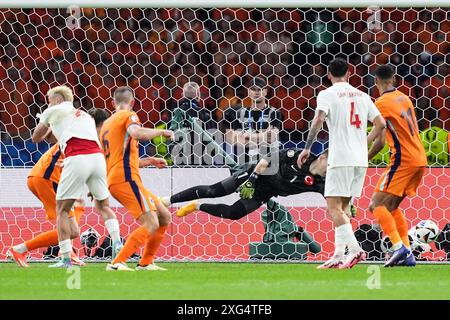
[50,198,77,267]
[87,153,122,257]
[318,196,355,269]
[370,191,404,247]
[177,198,262,220]
[138,192,172,271]
[7,177,57,267]
[67,200,86,266]
[394,167,425,266]
[319,167,366,269]
[338,167,369,268]
[370,191,410,267]
[8,178,86,267]
[162,175,240,206]
[49,155,90,268]
[108,181,159,271]
[371,166,409,266]
[371,166,425,266]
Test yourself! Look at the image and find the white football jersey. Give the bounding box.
[38,101,101,153]
[316,82,380,168]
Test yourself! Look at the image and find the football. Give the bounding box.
[414,220,440,243]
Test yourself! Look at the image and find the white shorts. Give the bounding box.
[324,167,367,198]
[56,153,110,201]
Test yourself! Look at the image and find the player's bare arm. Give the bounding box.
[367,114,386,146]
[127,124,174,141]
[254,158,270,175]
[139,157,167,169]
[31,123,51,143]
[368,115,387,160]
[299,110,327,164]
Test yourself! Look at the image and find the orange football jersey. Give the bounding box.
[375,89,427,167]
[99,110,141,186]
[28,144,63,183]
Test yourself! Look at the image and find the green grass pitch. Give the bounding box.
[0,262,449,300]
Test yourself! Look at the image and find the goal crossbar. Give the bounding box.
[0,0,449,8]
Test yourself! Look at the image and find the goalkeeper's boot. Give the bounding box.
[70,252,86,267]
[384,244,409,267]
[106,262,135,272]
[176,201,198,217]
[112,240,123,261]
[135,263,167,271]
[339,250,367,269]
[398,250,416,267]
[6,247,29,268]
[48,257,73,268]
[317,256,343,269]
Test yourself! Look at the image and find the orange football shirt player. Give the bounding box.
[7,144,85,267]
[96,87,174,271]
[369,65,427,267]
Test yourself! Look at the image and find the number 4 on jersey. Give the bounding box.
[350,101,361,128]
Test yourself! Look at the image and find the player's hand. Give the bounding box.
[139,157,167,168]
[150,157,167,169]
[163,130,175,141]
[238,180,255,200]
[298,149,310,165]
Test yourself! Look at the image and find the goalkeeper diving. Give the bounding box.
[162,149,356,219]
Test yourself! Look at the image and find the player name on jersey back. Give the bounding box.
[316,82,381,169]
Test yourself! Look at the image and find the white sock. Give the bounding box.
[334,224,348,258]
[339,223,362,253]
[59,239,72,259]
[105,218,121,244]
[13,243,28,254]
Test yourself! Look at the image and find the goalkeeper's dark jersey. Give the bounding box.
[231,148,325,202]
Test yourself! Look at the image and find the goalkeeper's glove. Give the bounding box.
[350,203,357,218]
[238,172,259,200]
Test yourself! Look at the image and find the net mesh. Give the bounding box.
[0,7,449,262]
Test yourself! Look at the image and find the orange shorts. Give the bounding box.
[109,180,158,219]
[375,166,425,197]
[27,176,80,221]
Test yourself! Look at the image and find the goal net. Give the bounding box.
[1,3,449,262]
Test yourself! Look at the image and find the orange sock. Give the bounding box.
[112,226,148,264]
[373,206,402,248]
[25,230,59,252]
[391,208,410,248]
[139,226,167,266]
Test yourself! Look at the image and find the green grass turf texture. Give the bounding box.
[0,262,449,300]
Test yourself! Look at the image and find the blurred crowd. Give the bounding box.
[1,7,449,141]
